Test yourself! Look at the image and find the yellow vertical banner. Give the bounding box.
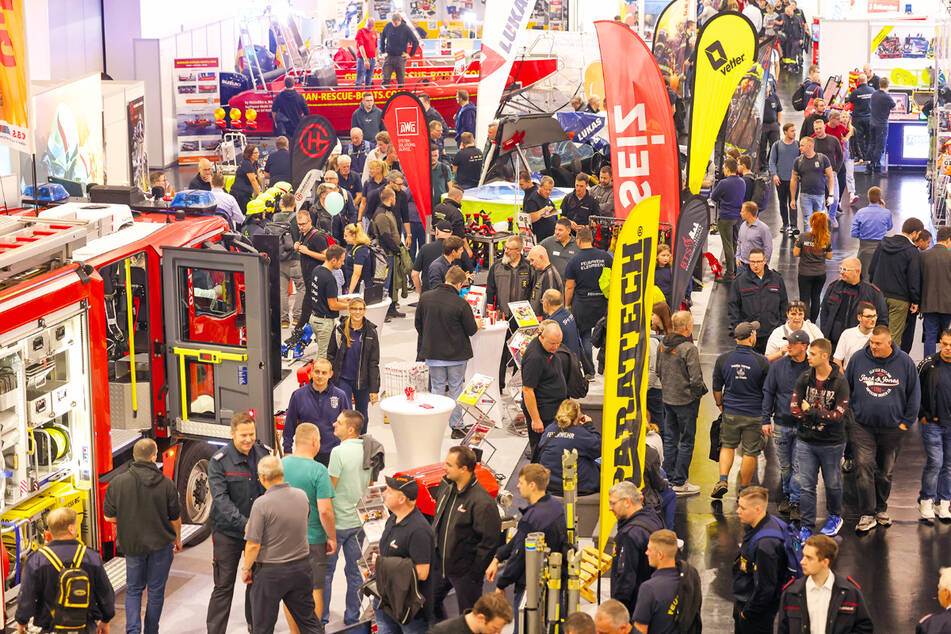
[0,0,31,152]
[598,195,660,551]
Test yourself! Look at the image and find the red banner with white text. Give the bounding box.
[593,21,680,231]
[382,92,433,224]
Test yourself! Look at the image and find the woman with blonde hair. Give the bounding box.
[358,159,388,221]
[327,296,380,428]
[536,398,601,495]
[343,223,374,294]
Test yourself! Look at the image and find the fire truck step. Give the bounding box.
[103,523,207,593]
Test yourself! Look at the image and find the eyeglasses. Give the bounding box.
[749,259,766,265]
[860,313,877,319]
[840,267,858,272]
[504,246,520,252]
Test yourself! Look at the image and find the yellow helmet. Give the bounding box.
[273,181,292,194]
[246,198,267,216]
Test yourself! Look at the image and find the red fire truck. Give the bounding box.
[0,203,280,603]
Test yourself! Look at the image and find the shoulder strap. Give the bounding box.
[72,544,86,569]
[38,546,65,572]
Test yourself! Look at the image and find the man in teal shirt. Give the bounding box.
[324,411,374,625]
[282,423,337,631]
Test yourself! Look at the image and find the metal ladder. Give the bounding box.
[0,218,90,283]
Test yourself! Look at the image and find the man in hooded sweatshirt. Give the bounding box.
[846,325,921,533]
[869,217,924,344]
[103,438,182,634]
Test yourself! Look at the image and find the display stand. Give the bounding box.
[467,232,512,271]
[465,321,508,412]
[456,374,499,462]
[356,483,388,588]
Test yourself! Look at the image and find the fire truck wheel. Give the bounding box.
[176,441,215,544]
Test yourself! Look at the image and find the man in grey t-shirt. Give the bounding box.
[242,456,322,633]
[539,218,579,278]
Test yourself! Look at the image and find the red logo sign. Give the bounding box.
[395,107,418,136]
[298,123,333,159]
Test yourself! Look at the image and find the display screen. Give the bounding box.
[902,124,929,160]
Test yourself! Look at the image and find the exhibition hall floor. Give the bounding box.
[122,80,946,633]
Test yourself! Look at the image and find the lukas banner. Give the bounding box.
[291,114,337,190]
[670,194,709,310]
[382,92,433,223]
[0,0,31,152]
[593,20,680,228]
[652,0,692,80]
[475,0,534,147]
[598,195,660,551]
[685,11,757,195]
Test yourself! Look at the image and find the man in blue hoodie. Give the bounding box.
[846,325,921,533]
[711,157,746,282]
[712,321,771,499]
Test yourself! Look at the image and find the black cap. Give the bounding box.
[385,474,419,500]
[783,329,810,345]
[434,220,452,233]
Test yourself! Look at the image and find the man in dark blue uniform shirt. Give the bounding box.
[868,77,897,172]
[271,76,309,139]
[847,73,875,163]
[263,136,292,185]
[283,358,348,465]
[917,568,951,633]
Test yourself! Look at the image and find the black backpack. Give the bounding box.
[749,174,770,209]
[671,558,703,634]
[556,344,588,399]
[38,544,91,631]
[270,211,298,261]
[791,82,807,111]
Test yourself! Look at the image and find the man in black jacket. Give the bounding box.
[869,216,924,344]
[415,266,480,436]
[818,257,888,347]
[527,245,563,317]
[16,507,115,634]
[487,235,533,387]
[206,412,272,634]
[733,486,788,633]
[379,13,419,87]
[608,481,664,616]
[270,76,309,138]
[431,184,467,244]
[847,73,875,162]
[432,446,502,615]
[560,173,599,231]
[485,464,565,633]
[103,438,181,634]
[777,535,873,634]
[728,248,789,353]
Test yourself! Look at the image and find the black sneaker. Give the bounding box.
[388,308,406,319]
[778,498,791,516]
[841,458,855,473]
[711,480,728,499]
[789,503,801,521]
[283,329,303,347]
[450,428,467,439]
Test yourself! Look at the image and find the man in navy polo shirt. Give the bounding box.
[283,358,348,466]
[712,321,771,499]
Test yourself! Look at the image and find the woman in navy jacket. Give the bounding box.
[537,399,601,495]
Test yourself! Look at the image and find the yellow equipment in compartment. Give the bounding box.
[2,481,86,556]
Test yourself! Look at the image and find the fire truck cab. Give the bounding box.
[0,203,279,605]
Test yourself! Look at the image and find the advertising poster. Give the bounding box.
[382,92,433,223]
[0,0,31,153]
[670,194,709,310]
[127,96,146,192]
[32,74,103,187]
[594,20,680,227]
[597,195,659,551]
[651,0,693,80]
[723,38,780,165]
[685,11,757,195]
[174,57,222,165]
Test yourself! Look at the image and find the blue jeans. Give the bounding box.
[324,527,364,624]
[798,193,826,222]
[356,57,376,87]
[125,543,174,634]
[772,424,801,503]
[646,388,665,431]
[662,400,700,486]
[339,377,370,432]
[795,442,845,532]
[923,313,951,357]
[869,123,888,167]
[428,362,468,429]
[409,220,426,261]
[660,486,677,529]
[920,422,951,502]
[374,599,428,634]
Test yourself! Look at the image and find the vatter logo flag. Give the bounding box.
[475,0,534,147]
[685,11,757,195]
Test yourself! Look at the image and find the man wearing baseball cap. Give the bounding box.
[712,322,771,499]
[375,475,436,634]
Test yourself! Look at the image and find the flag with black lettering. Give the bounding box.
[598,196,660,551]
[685,11,757,195]
[670,194,709,310]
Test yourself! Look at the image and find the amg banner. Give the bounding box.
[382,92,433,223]
[290,114,337,190]
[594,20,680,228]
[685,11,757,195]
[670,194,709,310]
[598,196,660,551]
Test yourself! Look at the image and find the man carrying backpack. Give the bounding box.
[16,507,115,634]
[733,486,793,634]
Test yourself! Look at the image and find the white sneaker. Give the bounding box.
[938,500,951,521]
[919,499,936,521]
[672,482,700,496]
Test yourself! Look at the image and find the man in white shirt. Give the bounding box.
[777,534,873,633]
[833,301,878,370]
[209,173,245,229]
[743,0,764,34]
[765,301,823,362]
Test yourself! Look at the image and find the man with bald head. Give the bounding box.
[862,63,881,90]
[188,158,214,190]
[848,73,875,163]
[528,245,563,316]
[347,127,373,175]
[521,321,567,452]
[818,256,888,347]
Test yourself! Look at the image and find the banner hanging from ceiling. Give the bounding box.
[382,91,433,223]
[0,0,31,152]
[651,0,692,80]
[593,20,680,228]
[685,11,757,195]
[670,194,708,311]
[290,114,338,190]
[723,37,780,167]
[475,0,535,148]
[597,195,660,552]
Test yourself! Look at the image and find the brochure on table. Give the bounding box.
[174,58,223,165]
